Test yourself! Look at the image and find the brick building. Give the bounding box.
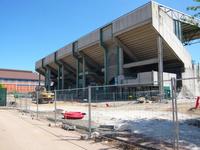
[0,69,44,93]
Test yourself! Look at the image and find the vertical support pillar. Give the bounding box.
[115,46,124,84]
[57,66,61,90]
[104,48,108,85]
[116,46,120,79]
[76,59,80,88]
[47,68,51,91]
[100,27,109,85]
[39,73,41,86]
[45,69,48,89]
[82,56,86,88]
[119,47,124,76]
[61,64,65,89]
[157,35,164,101]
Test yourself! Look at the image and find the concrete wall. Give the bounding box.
[57,44,72,60]
[113,2,152,35]
[181,65,200,97]
[123,71,176,86]
[43,53,55,66]
[78,30,99,50]
[35,60,42,70]
[151,1,192,68]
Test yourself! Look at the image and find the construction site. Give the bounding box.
[1,1,200,150]
[35,1,200,97]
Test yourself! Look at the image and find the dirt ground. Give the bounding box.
[0,109,117,150]
[6,97,200,149]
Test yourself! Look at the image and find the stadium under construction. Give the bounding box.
[35,1,200,99]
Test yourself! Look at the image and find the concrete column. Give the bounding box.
[157,35,164,101]
[47,68,51,91]
[115,46,124,84]
[116,46,120,78]
[76,59,80,88]
[119,47,124,75]
[104,48,108,85]
[57,66,61,90]
[82,56,86,88]
[61,64,65,89]
[45,69,48,89]
[39,73,41,86]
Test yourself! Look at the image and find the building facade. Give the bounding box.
[0,69,44,93]
[35,1,200,97]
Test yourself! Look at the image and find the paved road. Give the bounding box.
[0,109,115,150]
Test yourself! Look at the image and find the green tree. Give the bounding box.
[187,0,200,18]
[0,84,4,89]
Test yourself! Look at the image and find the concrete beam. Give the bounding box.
[78,72,103,83]
[114,37,138,61]
[59,60,76,75]
[80,52,103,71]
[46,65,57,76]
[123,58,158,68]
[36,68,45,77]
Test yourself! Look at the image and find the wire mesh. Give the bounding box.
[5,77,200,149]
[174,77,200,150]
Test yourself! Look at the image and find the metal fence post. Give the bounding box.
[171,77,179,150]
[174,78,179,150]
[88,86,92,138]
[19,96,22,110]
[36,91,39,120]
[54,90,57,126]
[171,78,176,149]
[25,97,28,112]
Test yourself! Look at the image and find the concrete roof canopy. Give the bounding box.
[35,1,200,87]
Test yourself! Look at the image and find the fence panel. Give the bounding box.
[54,87,89,133]
[90,81,174,149]
[174,77,200,150]
[5,77,200,149]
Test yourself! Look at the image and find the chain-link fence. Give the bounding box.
[173,77,200,150]
[89,80,175,149]
[7,92,32,111]
[5,77,200,149]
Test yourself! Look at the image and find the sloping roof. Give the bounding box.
[0,69,44,81]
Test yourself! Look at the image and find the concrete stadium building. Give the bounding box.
[35,1,200,97]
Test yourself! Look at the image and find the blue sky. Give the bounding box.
[0,0,199,71]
